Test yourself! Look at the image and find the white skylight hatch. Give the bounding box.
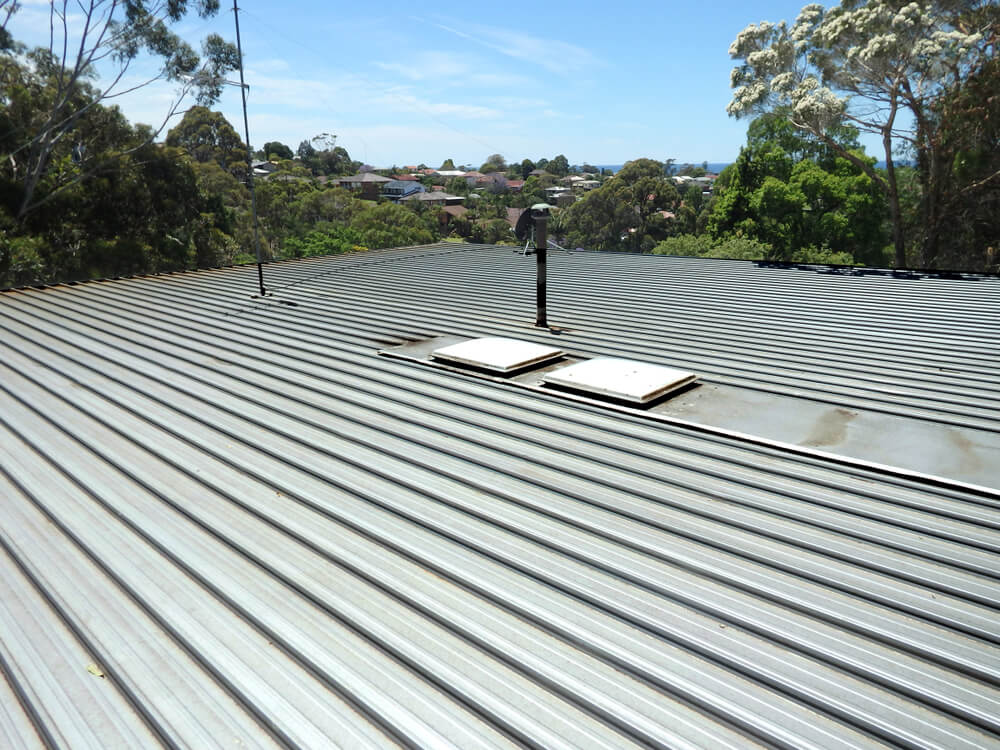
[543,357,697,403]
[431,337,565,373]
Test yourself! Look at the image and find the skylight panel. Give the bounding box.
[543,358,697,403]
[431,337,565,373]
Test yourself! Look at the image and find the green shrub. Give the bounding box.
[653,233,865,266]
[703,236,774,260]
[652,234,714,257]
[282,226,365,258]
[1,233,48,287]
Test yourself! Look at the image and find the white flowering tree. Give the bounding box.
[727,1,993,267]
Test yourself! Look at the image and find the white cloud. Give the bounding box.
[106,65,507,160]
[433,21,599,74]
[374,62,423,81]
[373,52,531,91]
[466,71,533,88]
[332,123,514,168]
[371,92,501,120]
[251,58,292,74]
[490,95,549,109]
[374,51,470,81]
[8,5,91,49]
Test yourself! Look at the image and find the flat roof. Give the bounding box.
[1,243,998,748]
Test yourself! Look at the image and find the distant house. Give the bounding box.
[251,160,278,178]
[391,174,420,182]
[336,172,393,199]
[506,180,525,193]
[403,191,465,206]
[382,180,426,203]
[576,179,600,192]
[528,168,550,177]
[691,176,716,193]
[439,204,469,227]
[672,174,717,193]
[434,170,466,179]
[483,172,508,190]
[463,171,487,186]
[542,186,576,207]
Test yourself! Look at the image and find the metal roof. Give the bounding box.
[1,243,999,749]
[337,172,393,183]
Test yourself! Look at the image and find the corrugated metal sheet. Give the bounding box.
[1,244,999,749]
[246,243,1000,431]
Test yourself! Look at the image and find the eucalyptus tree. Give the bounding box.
[166,106,248,175]
[726,0,994,266]
[916,26,999,269]
[547,154,570,177]
[563,158,680,252]
[261,141,294,161]
[1,0,238,221]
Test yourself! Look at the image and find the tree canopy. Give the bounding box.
[479,154,507,173]
[914,27,1000,270]
[547,154,570,177]
[166,107,248,175]
[727,0,997,266]
[262,141,294,161]
[1,0,238,221]
[708,118,888,263]
[563,158,680,252]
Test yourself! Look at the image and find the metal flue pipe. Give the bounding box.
[534,211,548,328]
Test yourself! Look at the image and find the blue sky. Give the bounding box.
[13,1,867,168]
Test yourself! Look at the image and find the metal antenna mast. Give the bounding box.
[233,0,266,296]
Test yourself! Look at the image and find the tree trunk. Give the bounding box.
[17,138,51,221]
[882,120,906,268]
[919,138,946,268]
[907,91,943,269]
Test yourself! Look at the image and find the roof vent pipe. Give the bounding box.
[533,205,549,328]
[514,203,554,328]
[513,203,554,328]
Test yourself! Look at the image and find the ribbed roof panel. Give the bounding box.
[1,245,998,748]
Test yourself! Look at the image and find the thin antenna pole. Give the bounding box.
[233,0,265,296]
